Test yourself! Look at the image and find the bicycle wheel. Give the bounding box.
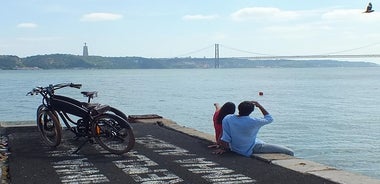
[37,105,59,129]
[36,104,46,130]
[37,109,62,147]
[109,107,128,120]
[92,113,135,154]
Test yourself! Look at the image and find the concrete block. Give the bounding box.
[252,153,294,163]
[272,158,336,173]
[309,169,380,184]
[0,121,35,127]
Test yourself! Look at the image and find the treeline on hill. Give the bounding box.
[0,54,378,70]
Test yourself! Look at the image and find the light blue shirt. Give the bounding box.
[221,114,273,157]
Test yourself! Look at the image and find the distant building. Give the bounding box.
[83,43,89,56]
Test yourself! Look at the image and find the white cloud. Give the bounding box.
[231,7,299,21]
[182,14,218,21]
[80,13,123,22]
[322,9,359,20]
[16,36,63,41]
[17,23,38,28]
[322,9,380,22]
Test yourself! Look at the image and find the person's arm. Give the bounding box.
[213,140,230,154]
[208,103,222,148]
[251,101,269,115]
[251,101,273,125]
[214,103,221,111]
[213,115,232,154]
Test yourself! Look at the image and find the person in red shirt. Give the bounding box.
[208,102,236,148]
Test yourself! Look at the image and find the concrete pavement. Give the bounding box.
[2,116,380,184]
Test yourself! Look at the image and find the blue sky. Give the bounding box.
[2,0,380,60]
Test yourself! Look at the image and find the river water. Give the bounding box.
[0,67,379,179]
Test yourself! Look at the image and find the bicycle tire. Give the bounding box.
[36,104,46,131]
[109,107,128,120]
[92,113,135,154]
[37,109,62,147]
[37,104,60,130]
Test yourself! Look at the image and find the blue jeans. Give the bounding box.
[253,143,294,156]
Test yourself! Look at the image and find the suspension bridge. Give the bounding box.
[176,43,380,68]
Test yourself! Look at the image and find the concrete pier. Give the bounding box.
[1,116,379,184]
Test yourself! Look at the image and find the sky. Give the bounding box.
[2,0,380,62]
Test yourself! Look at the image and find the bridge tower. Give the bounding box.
[215,44,219,68]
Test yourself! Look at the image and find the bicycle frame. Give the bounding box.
[27,83,135,154]
[51,95,89,118]
[34,85,91,135]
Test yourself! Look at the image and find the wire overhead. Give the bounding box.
[324,41,380,55]
[171,42,380,59]
[175,44,215,58]
[220,44,273,56]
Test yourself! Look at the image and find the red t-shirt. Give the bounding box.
[213,110,222,144]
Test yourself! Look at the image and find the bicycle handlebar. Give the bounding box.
[70,83,82,89]
[27,83,82,96]
[52,83,82,89]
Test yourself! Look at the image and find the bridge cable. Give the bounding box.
[175,44,215,58]
[324,41,380,55]
[220,44,273,56]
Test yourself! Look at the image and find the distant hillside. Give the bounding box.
[0,54,378,70]
[0,55,23,70]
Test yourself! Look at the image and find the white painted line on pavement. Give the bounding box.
[46,140,110,183]
[137,135,256,184]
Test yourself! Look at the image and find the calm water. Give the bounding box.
[1,68,380,179]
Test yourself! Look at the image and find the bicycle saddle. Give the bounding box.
[81,91,98,98]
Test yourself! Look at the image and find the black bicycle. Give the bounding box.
[27,83,135,154]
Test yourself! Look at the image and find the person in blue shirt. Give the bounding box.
[214,101,294,157]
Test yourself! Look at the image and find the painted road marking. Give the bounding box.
[136,135,195,156]
[41,134,255,183]
[46,140,110,183]
[175,158,255,183]
[137,135,257,184]
[92,144,184,183]
[53,158,110,184]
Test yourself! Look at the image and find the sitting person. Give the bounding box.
[214,101,294,156]
[208,102,236,148]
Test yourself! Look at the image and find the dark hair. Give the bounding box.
[238,101,255,116]
[216,102,236,124]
